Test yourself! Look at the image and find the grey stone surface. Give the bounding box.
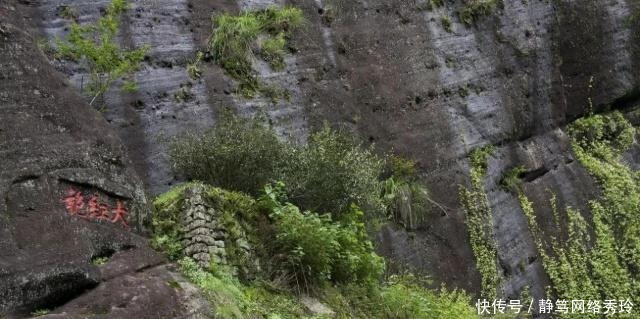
[0,2,211,317]
[12,0,640,306]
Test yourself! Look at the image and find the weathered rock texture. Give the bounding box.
[180,185,228,268]
[0,2,210,317]
[9,0,640,309]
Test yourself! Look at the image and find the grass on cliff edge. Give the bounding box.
[208,6,303,98]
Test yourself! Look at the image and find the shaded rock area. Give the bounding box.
[0,2,210,317]
[36,264,212,319]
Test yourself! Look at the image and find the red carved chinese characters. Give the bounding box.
[87,194,101,219]
[62,188,129,227]
[111,201,129,228]
[63,188,84,216]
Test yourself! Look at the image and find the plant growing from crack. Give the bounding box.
[208,6,304,98]
[56,0,148,106]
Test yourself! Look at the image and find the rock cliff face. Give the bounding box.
[3,0,640,315]
[0,2,210,317]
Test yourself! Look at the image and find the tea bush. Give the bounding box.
[168,112,289,196]
[169,114,384,218]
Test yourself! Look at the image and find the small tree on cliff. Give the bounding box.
[56,0,148,106]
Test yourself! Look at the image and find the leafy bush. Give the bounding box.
[169,114,385,218]
[169,112,290,196]
[209,6,303,97]
[55,0,148,106]
[155,183,478,319]
[282,125,385,217]
[259,183,385,288]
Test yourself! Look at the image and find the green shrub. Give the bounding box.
[259,33,287,70]
[209,6,304,97]
[59,5,78,20]
[30,309,50,317]
[500,165,526,192]
[282,125,385,217]
[378,276,478,319]
[154,183,479,319]
[169,112,290,196]
[329,275,479,319]
[169,114,385,218]
[259,183,385,288]
[55,0,148,106]
[422,0,445,11]
[187,51,204,80]
[380,155,433,229]
[459,0,502,25]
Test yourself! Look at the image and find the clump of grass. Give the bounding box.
[258,33,287,70]
[208,6,304,98]
[92,256,109,266]
[59,5,78,21]
[260,84,290,104]
[441,15,453,33]
[459,0,502,25]
[187,51,204,80]
[174,83,194,103]
[422,0,445,11]
[500,165,526,192]
[31,309,50,317]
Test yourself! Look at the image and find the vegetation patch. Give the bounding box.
[154,181,479,318]
[209,6,304,98]
[499,165,526,192]
[169,113,385,219]
[459,0,502,26]
[517,112,640,317]
[422,0,445,11]
[30,309,50,317]
[441,15,453,33]
[459,145,500,300]
[55,0,148,106]
[381,155,433,230]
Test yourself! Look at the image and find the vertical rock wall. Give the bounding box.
[29,0,640,300]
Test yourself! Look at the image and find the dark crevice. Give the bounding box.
[58,178,132,201]
[610,87,640,111]
[521,166,550,183]
[15,271,100,317]
[11,175,39,185]
[91,247,116,262]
